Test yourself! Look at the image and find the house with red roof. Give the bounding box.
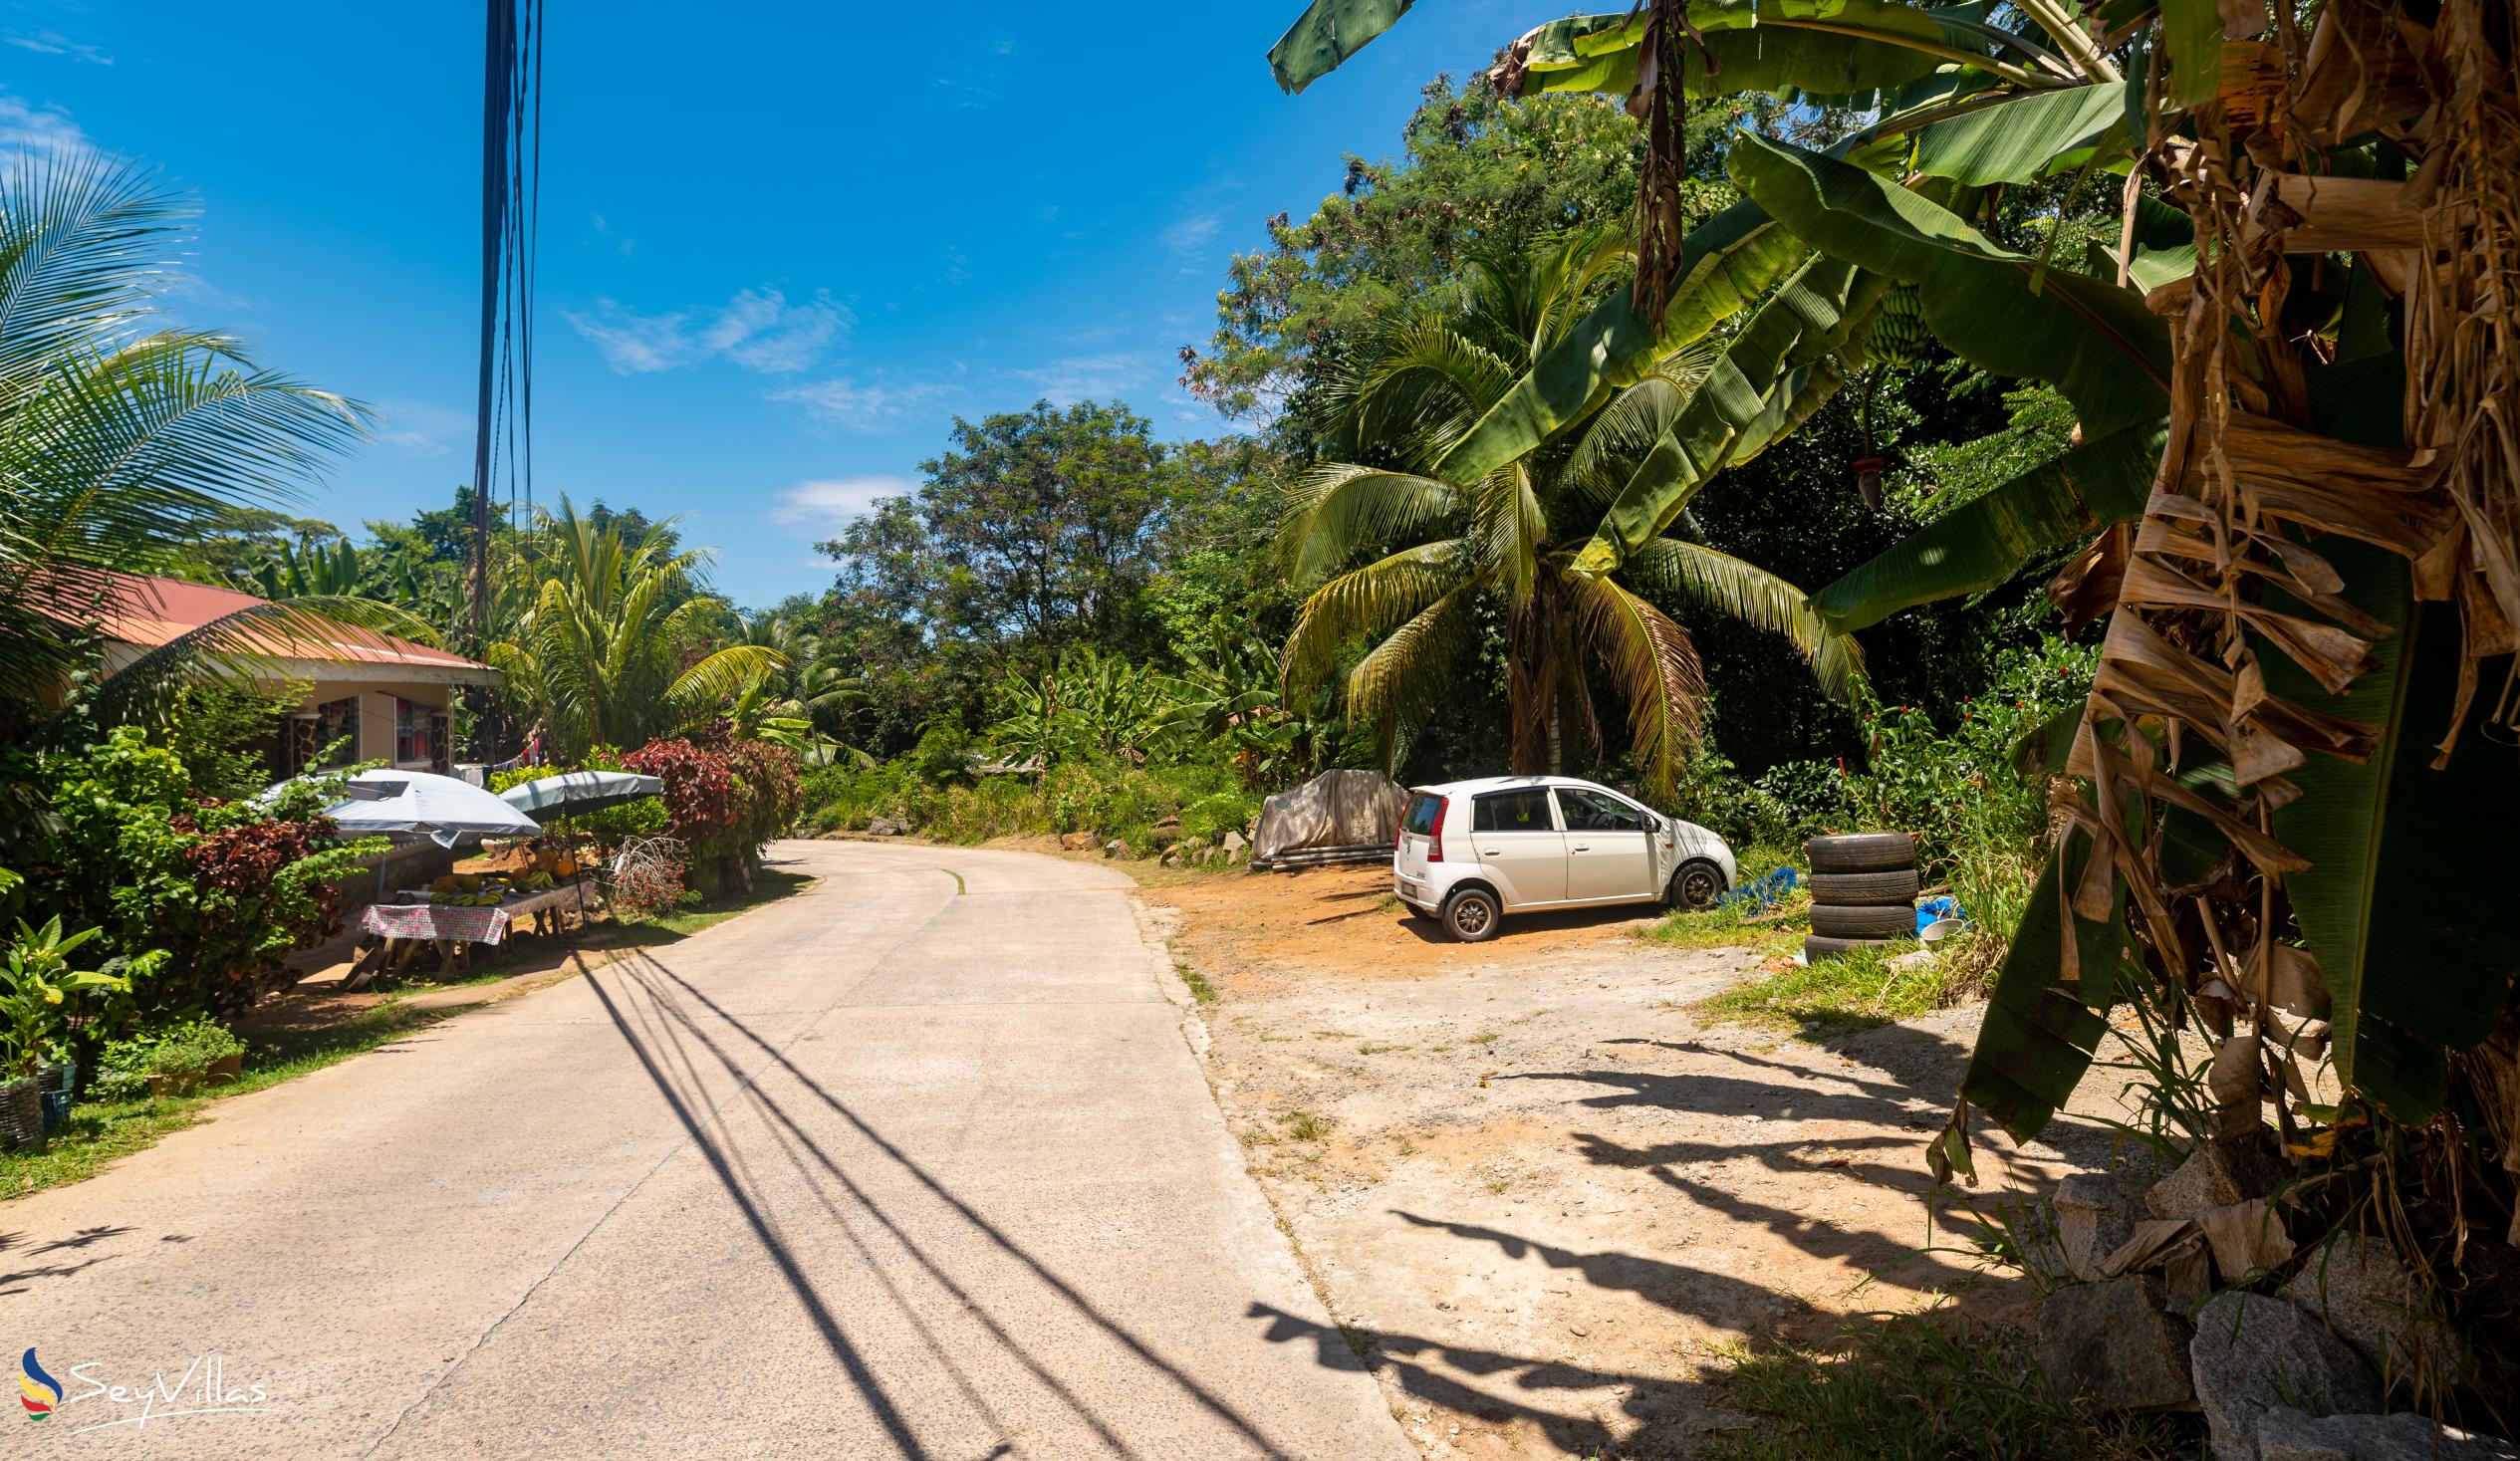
[72,570,499,779]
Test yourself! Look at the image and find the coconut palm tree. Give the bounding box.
[487,498,783,762]
[0,157,425,729]
[1278,227,1865,796]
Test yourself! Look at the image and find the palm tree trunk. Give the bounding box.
[1506,590,1557,776]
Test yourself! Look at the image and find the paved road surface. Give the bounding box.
[5,841,1409,1460]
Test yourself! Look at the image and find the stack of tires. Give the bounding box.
[1803,832,1918,962]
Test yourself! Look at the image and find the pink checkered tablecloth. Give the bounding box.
[361,901,513,945]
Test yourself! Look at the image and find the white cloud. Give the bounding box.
[563,287,850,374]
[0,91,99,163]
[375,400,472,459]
[771,476,918,531]
[1160,210,1221,255]
[1011,353,1146,405]
[7,30,112,65]
[770,376,952,431]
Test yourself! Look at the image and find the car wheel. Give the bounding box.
[1668,858,1725,910]
[1441,886,1502,942]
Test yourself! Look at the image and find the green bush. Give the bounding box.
[137,1017,245,1077]
[1179,789,1259,845]
[487,748,668,840]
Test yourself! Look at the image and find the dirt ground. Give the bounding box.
[1136,862,2136,1461]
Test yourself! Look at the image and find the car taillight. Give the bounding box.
[1426,797,1448,861]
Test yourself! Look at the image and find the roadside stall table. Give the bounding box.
[345,878,592,989]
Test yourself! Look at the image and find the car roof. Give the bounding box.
[1407,774,1624,799]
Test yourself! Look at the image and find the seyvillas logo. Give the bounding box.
[19,1348,60,1420]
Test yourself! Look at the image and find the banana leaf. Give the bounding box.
[1434,199,1808,485]
[1909,81,2140,185]
[1813,418,2164,632]
[1513,0,2009,105]
[1572,256,1880,573]
[1959,823,2131,1140]
[1267,0,1415,93]
[1730,132,2171,439]
[2264,541,2520,1124]
[2158,0,2223,108]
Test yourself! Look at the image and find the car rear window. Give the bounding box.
[1402,794,1443,837]
[1472,789,1555,833]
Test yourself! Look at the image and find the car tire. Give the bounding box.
[1667,858,1726,910]
[1809,868,1920,906]
[1809,901,1917,939]
[1805,832,1916,873]
[1805,932,1891,962]
[1440,886,1503,943]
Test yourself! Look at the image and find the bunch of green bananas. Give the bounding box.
[1868,284,1933,366]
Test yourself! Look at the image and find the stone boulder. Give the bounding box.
[2256,1406,2518,1461]
[2191,1293,2380,1461]
[864,817,906,837]
[1058,831,1095,852]
[2148,1128,2289,1222]
[1103,839,1132,859]
[2037,1275,2195,1412]
[2054,1172,2148,1284]
[2281,1234,2463,1393]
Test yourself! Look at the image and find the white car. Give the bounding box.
[1392,775,1735,942]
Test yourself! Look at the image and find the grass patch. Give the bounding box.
[1357,1041,1409,1056]
[1698,940,1954,1041]
[1702,1311,2194,1461]
[2,999,446,1202]
[1281,1109,1334,1141]
[1175,960,1219,1005]
[1645,881,1810,956]
[1468,1031,1501,1046]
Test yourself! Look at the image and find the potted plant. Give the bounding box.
[140,1020,248,1098]
[2,918,128,1149]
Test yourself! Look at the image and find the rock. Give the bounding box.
[2160,1231,2213,1311]
[2037,1275,2195,1412]
[2190,1292,2380,1461]
[1059,831,1095,852]
[1152,814,1180,831]
[1103,839,1131,859]
[1158,848,1180,867]
[2055,1172,2148,1283]
[1887,947,1936,973]
[1222,829,1248,854]
[864,817,905,837]
[2256,1406,2518,1461]
[2148,1127,2288,1221]
[2281,1234,2463,1392]
[2197,1199,2296,1283]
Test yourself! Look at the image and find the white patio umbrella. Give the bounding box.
[291,769,544,848]
[496,769,663,819]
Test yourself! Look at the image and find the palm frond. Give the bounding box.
[1275,464,1468,586]
[1280,539,1475,700]
[1565,574,1706,801]
[1346,580,1485,773]
[1621,537,1869,704]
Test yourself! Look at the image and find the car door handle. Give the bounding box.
[1571,844,1591,852]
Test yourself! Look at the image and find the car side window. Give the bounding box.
[1556,788,1642,833]
[1472,790,1556,834]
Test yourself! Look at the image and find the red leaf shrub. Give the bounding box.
[723,740,803,852]
[620,739,735,849]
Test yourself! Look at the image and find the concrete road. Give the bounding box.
[4,842,1410,1460]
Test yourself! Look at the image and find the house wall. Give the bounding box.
[286,679,460,775]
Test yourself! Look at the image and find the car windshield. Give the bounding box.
[1556,787,1643,832]
[1471,789,1555,833]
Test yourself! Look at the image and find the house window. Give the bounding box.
[285,696,360,776]
[395,697,436,766]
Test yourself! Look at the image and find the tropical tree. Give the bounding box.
[1278,227,1866,795]
[0,157,428,730]
[486,498,783,762]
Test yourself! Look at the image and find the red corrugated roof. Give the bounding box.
[62,570,489,671]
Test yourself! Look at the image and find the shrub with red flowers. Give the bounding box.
[618,735,802,894]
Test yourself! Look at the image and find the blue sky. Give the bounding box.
[3,0,1525,609]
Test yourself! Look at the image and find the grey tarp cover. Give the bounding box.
[1252,769,1408,863]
